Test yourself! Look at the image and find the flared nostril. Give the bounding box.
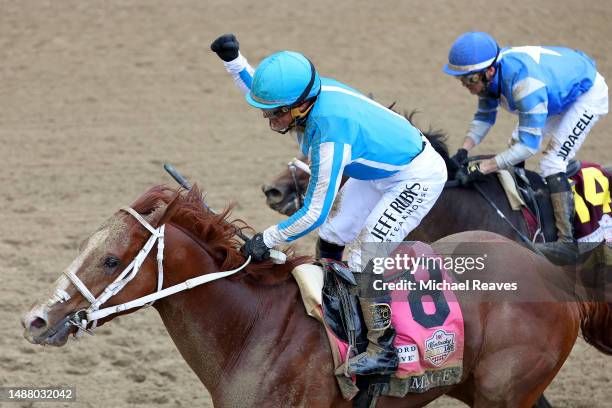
[30,317,48,331]
[262,186,284,204]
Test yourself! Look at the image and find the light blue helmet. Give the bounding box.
[246,51,321,109]
[443,32,499,76]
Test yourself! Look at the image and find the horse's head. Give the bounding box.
[262,164,309,216]
[21,186,180,346]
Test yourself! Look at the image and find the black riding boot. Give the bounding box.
[316,237,345,261]
[536,173,579,265]
[346,295,399,376]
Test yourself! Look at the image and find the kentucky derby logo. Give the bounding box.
[424,329,456,367]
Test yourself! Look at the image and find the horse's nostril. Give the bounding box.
[262,186,284,203]
[30,317,47,330]
[261,184,274,194]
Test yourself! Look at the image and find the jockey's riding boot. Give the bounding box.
[536,173,579,265]
[316,237,345,262]
[346,295,399,376]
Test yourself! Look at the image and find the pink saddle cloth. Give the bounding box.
[329,242,465,398]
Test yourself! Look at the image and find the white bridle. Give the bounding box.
[62,207,251,337]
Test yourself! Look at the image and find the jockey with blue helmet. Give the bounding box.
[443,32,609,264]
[211,34,448,376]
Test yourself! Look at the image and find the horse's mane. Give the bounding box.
[130,185,311,285]
[402,110,450,160]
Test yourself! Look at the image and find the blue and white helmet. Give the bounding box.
[443,32,499,76]
[246,51,321,109]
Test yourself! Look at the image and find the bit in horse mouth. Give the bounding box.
[279,200,297,216]
[28,313,76,346]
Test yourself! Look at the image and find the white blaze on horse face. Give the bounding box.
[47,275,71,307]
[46,228,111,308]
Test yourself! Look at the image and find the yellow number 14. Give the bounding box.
[572,167,611,224]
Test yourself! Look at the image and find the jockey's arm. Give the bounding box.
[460,136,477,151]
[479,74,549,174]
[479,142,539,174]
[294,154,349,189]
[479,119,542,174]
[221,52,255,95]
[262,141,350,248]
[463,96,499,151]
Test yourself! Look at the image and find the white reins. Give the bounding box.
[62,207,251,336]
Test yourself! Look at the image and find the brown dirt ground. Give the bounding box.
[1,1,610,407]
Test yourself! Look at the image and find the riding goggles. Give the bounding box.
[459,72,484,85]
[262,101,316,121]
[262,106,291,119]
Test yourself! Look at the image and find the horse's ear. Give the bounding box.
[152,194,181,228]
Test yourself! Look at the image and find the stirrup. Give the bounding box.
[322,260,357,285]
[345,349,399,376]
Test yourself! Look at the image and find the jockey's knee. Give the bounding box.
[540,156,567,179]
[544,172,571,193]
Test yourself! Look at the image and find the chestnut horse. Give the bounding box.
[22,186,611,407]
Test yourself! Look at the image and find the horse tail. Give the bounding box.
[578,301,612,355]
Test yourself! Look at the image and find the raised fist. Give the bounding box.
[210,34,240,62]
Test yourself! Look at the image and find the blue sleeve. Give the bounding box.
[512,74,549,149]
[467,97,499,144]
[263,136,350,246]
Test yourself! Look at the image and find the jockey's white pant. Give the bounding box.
[318,139,447,272]
[512,72,609,178]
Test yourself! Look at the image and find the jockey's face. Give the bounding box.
[262,106,294,133]
[262,100,312,133]
[459,66,496,97]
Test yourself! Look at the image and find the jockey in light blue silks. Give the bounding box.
[211,34,447,376]
[444,32,609,264]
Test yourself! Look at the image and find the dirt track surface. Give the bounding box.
[2,1,610,407]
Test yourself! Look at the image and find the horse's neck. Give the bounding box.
[157,279,309,403]
[152,225,309,399]
[412,180,524,242]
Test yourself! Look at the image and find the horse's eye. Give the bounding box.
[103,256,120,272]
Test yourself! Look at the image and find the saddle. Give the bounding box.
[453,159,611,245]
[501,160,611,244]
[291,248,466,407]
[505,164,558,242]
[291,260,373,405]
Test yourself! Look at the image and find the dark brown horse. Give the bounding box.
[22,186,611,407]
